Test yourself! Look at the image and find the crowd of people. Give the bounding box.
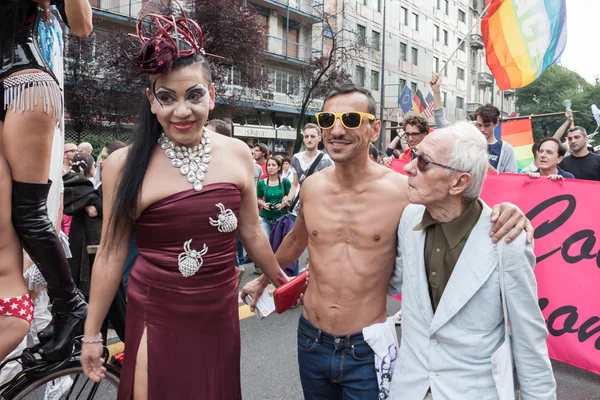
[1,0,598,399]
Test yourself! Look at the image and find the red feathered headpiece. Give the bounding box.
[133,0,219,74]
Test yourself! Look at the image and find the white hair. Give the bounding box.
[439,121,488,200]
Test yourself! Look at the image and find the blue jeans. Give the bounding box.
[297,314,378,400]
[260,216,278,240]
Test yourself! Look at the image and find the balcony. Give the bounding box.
[265,35,319,63]
[251,0,322,24]
[470,34,484,50]
[504,88,516,96]
[91,0,145,19]
[478,72,493,87]
[466,102,482,113]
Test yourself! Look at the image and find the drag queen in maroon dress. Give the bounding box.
[80,4,289,399]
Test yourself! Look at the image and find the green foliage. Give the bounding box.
[515,65,598,141]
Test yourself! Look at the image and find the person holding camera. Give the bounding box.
[255,157,291,274]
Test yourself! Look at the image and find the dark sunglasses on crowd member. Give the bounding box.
[315,112,376,130]
[409,148,465,173]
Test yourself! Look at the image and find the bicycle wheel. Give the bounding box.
[5,361,120,400]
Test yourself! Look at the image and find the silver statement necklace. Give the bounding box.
[158,128,212,191]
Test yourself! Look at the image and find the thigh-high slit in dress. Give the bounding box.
[117,183,242,400]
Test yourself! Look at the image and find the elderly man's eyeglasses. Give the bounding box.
[409,149,465,173]
[316,112,376,130]
[64,149,78,154]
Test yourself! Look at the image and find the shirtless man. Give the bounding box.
[242,83,531,399]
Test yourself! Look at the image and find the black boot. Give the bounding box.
[12,180,88,362]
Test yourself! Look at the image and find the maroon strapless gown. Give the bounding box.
[118,183,242,400]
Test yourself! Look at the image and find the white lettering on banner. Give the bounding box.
[234,126,276,139]
[514,0,539,18]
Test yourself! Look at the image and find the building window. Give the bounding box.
[372,30,380,50]
[400,42,407,61]
[371,70,380,90]
[357,24,366,45]
[411,47,418,66]
[356,66,366,87]
[434,25,440,42]
[444,0,449,14]
[458,9,466,23]
[232,68,241,86]
[457,67,465,81]
[442,91,447,107]
[412,13,419,31]
[411,82,418,95]
[436,0,441,9]
[273,70,300,95]
[457,96,464,109]
[399,78,406,90]
[433,57,439,73]
[401,7,408,25]
[458,38,465,51]
[442,60,448,76]
[443,30,448,46]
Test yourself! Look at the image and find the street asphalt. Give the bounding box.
[237,270,600,400]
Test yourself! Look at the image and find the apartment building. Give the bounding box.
[226,0,325,155]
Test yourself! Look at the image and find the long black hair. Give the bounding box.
[105,53,212,247]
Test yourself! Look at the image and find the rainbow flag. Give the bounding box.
[481,0,567,90]
[498,118,534,171]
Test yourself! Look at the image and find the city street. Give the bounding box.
[234,269,600,400]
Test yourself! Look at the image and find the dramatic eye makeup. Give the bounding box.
[155,87,177,105]
[154,84,208,106]
[185,84,208,103]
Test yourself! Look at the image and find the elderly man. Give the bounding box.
[390,122,556,400]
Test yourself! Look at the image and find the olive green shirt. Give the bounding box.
[413,200,483,312]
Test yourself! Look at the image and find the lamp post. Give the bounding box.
[377,0,387,151]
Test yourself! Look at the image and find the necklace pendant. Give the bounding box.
[187,171,197,183]
[160,132,211,192]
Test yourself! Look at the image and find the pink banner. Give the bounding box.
[391,158,600,375]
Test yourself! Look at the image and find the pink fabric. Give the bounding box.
[61,214,72,236]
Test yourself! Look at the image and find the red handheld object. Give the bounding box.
[273,271,308,314]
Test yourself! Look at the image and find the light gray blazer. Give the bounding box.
[389,201,556,400]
